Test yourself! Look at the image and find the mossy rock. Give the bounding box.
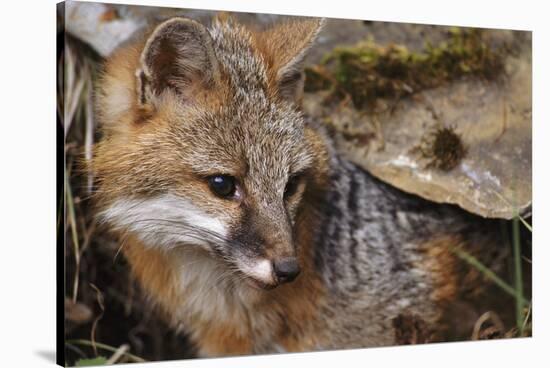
[303,30,531,219]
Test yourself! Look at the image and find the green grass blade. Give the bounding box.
[450,246,528,306]
[75,356,108,366]
[518,215,532,232]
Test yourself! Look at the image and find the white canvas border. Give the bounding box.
[0,0,546,367]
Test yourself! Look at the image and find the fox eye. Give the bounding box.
[284,174,302,199]
[208,175,237,198]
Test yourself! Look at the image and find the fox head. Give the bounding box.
[93,16,329,290]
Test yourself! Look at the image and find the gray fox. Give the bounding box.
[92,15,507,356]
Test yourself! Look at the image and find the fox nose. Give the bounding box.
[273,258,301,284]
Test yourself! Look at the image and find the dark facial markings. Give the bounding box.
[284,173,303,200]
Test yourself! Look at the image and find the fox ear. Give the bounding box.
[137,18,220,106]
[258,18,325,103]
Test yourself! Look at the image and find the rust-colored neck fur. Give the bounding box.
[120,200,327,356]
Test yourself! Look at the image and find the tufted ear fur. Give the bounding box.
[136,17,220,106]
[256,18,325,103]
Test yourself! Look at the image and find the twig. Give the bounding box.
[518,215,532,232]
[84,69,95,194]
[471,311,505,340]
[64,47,86,136]
[80,221,96,257]
[67,339,146,363]
[65,169,80,303]
[106,344,130,365]
[89,283,105,357]
[521,302,532,336]
[512,216,525,330]
[489,189,531,231]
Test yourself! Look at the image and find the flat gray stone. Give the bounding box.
[303,34,531,219]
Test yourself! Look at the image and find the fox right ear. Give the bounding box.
[255,18,325,104]
[136,18,220,106]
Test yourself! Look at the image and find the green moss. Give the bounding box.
[303,65,333,92]
[304,28,505,109]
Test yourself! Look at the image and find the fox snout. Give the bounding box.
[232,214,297,288]
[273,257,301,283]
[239,256,301,290]
[233,202,303,289]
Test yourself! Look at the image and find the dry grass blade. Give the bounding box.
[84,73,95,194]
[521,302,532,335]
[57,53,65,124]
[65,167,80,303]
[106,344,130,365]
[80,221,96,257]
[471,311,505,340]
[89,283,106,357]
[64,44,86,136]
[512,216,525,330]
[518,215,532,232]
[57,193,63,233]
[490,188,531,231]
[67,340,146,363]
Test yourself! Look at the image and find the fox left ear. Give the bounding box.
[137,17,220,106]
[257,18,325,103]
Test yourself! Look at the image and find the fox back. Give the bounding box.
[93,16,506,356]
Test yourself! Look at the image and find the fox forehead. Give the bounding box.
[171,23,311,177]
[150,21,313,178]
[93,16,325,204]
[169,101,314,178]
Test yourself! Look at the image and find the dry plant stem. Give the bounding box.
[57,192,63,233]
[67,339,146,363]
[521,303,532,335]
[471,311,505,340]
[57,54,64,122]
[65,168,80,303]
[90,283,106,357]
[64,45,85,136]
[84,71,95,194]
[80,221,96,256]
[512,216,525,331]
[106,344,130,365]
[518,216,532,232]
[489,188,531,229]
